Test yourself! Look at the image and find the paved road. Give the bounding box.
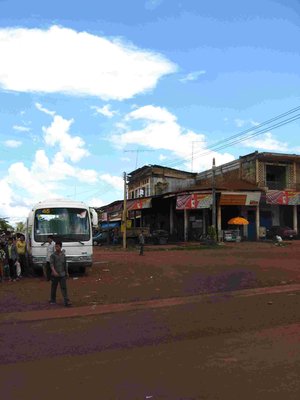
[1,287,300,399]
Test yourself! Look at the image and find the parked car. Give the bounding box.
[266,226,297,240]
[93,231,109,245]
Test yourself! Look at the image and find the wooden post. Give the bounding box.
[293,205,298,235]
[256,204,260,241]
[123,172,127,249]
[184,209,189,242]
[170,199,174,235]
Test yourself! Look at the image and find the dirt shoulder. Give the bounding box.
[1,241,300,314]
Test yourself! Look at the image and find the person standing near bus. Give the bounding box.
[49,241,72,307]
[6,237,19,281]
[16,234,27,277]
[44,235,55,281]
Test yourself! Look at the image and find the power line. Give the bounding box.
[163,107,300,169]
[82,106,300,201]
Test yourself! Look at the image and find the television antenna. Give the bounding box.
[124,149,155,169]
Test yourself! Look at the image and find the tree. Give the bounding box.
[0,217,13,232]
[15,221,25,233]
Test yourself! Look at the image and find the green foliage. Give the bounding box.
[0,217,13,232]
[15,221,25,233]
[207,225,217,241]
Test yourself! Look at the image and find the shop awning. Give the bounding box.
[266,190,300,205]
[219,192,261,206]
[176,193,212,210]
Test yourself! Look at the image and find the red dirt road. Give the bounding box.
[1,241,300,313]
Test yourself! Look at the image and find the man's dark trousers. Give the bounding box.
[50,276,69,304]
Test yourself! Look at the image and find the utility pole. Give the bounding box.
[211,158,217,239]
[123,171,127,249]
[124,149,155,169]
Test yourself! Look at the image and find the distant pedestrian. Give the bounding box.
[6,237,19,281]
[0,244,6,282]
[275,234,283,246]
[139,230,145,256]
[49,241,72,307]
[44,235,55,281]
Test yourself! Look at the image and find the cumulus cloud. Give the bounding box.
[4,140,22,148]
[244,132,289,152]
[111,104,235,171]
[0,150,110,221]
[180,70,206,83]
[0,25,176,100]
[91,104,118,118]
[41,114,89,162]
[99,173,124,191]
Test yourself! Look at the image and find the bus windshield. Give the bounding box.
[34,207,90,242]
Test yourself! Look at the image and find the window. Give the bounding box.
[266,165,287,190]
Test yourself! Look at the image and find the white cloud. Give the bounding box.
[0,25,176,100]
[91,104,118,118]
[159,154,167,161]
[4,140,22,148]
[41,113,89,162]
[0,148,101,222]
[180,70,206,83]
[99,173,124,191]
[234,118,259,128]
[35,102,56,116]
[87,197,105,208]
[13,125,30,132]
[111,104,235,172]
[244,132,289,152]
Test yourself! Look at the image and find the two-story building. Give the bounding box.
[192,151,300,240]
[98,151,300,242]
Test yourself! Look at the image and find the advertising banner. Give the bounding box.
[127,198,152,211]
[176,193,212,210]
[266,190,300,205]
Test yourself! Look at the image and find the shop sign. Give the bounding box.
[266,190,300,205]
[176,193,212,210]
[219,192,261,206]
[127,198,152,211]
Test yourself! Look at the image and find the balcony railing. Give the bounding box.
[266,181,286,190]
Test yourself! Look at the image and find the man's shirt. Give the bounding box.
[50,251,67,277]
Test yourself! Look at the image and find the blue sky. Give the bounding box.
[0,0,299,223]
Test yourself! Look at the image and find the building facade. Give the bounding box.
[98,152,300,242]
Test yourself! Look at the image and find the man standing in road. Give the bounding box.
[139,230,145,256]
[49,241,72,307]
[44,235,55,281]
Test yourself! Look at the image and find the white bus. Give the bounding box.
[26,199,98,274]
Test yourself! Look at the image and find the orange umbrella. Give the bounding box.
[228,217,249,225]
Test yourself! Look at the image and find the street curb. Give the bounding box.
[1,283,300,324]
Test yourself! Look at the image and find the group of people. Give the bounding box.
[0,233,71,307]
[0,233,30,282]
